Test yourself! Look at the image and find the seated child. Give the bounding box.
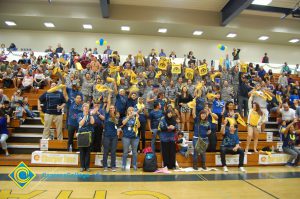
[13,100,25,122]
[23,97,36,118]
[177,132,189,158]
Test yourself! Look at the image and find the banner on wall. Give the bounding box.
[95,154,131,170]
[258,154,290,165]
[215,154,247,166]
[31,151,78,165]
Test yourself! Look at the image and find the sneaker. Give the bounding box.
[223,166,229,172]
[111,167,117,172]
[86,168,91,172]
[133,166,137,171]
[285,162,293,167]
[202,166,207,170]
[239,167,246,172]
[122,166,126,171]
[193,165,198,170]
[80,168,84,172]
[128,151,133,155]
[103,167,108,171]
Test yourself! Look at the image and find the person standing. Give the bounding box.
[76,103,94,172]
[262,53,269,63]
[38,83,66,140]
[148,101,164,152]
[0,110,10,156]
[121,107,140,171]
[90,100,105,152]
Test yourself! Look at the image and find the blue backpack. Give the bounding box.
[143,153,157,172]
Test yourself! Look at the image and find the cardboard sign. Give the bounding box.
[31,151,78,165]
[40,139,48,151]
[95,154,131,170]
[215,154,247,166]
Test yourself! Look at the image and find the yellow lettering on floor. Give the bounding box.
[56,190,107,199]
[0,190,45,199]
[123,190,170,199]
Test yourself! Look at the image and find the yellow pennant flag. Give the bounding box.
[116,72,121,86]
[240,64,248,73]
[129,85,140,93]
[187,98,196,108]
[185,68,194,80]
[210,72,222,82]
[75,62,83,71]
[198,64,208,76]
[158,58,168,70]
[155,71,162,79]
[109,65,120,74]
[52,67,62,75]
[236,113,247,127]
[171,64,181,74]
[206,93,217,101]
[123,69,133,76]
[47,84,66,93]
[130,71,138,85]
[133,116,140,136]
[59,57,66,64]
[95,84,112,92]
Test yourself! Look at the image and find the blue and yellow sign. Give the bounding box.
[8,161,36,189]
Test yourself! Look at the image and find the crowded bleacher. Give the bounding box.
[0,42,300,172]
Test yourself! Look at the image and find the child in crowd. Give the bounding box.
[177,132,189,158]
[13,100,25,123]
[23,96,36,118]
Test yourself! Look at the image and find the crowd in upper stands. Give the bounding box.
[0,42,299,171]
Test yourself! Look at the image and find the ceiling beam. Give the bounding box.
[100,0,110,18]
[246,4,300,15]
[221,0,254,26]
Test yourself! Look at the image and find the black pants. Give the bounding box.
[220,146,244,167]
[161,141,176,169]
[207,125,217,152]
[91,125,103,152]
[67,125,78,150]
[138,121,146,150]
[216,113,223,132]
[79,147,90,169]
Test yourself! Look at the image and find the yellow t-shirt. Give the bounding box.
[249,110,261,126]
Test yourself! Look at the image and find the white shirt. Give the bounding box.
[280,108,296,121]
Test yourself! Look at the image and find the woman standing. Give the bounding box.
[192,110,211,170]
[159,110,178,169]
[245,102,263,154]
[0,110,10,156]
[135,97,147,151]
[178,86,193,132]
[212,92,225,131]
[204,104,218,152]
[76,103,94,172]
[103,92,119,172]
[121,107,140,171]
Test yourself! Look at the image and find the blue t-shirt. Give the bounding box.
[212,99,225,114]
[283,132,296,148]
[149,109,164,129]
[15,106,23,117]
[195,97,205,119]
[122,117,137,138]
[194,121,210,138]
[66,87,83,107]
[0,117,9,135]
[127,98,137,109]
[159,117,177,142]
[92,107,105,127]
[115,94,127,115]
[104,112,118,137]
[39,91,66,115]
[77,113,94,133]
[67,102,82,127]
[221,127,240,147]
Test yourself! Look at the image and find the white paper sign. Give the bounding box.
[266,132,273,142]
[95,154,131,170]
[258,154,291,165]
[184,132,190,141]
[40,139,49,151]
[31,151,78,165]
[277,141,283,152]
[215,154,247,166]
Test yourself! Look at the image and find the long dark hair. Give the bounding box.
[253,102,263,116]
[165,110,176,126]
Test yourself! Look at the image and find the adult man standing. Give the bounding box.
[38,83,66,140]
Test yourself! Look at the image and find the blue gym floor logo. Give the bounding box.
[8,161,36,189]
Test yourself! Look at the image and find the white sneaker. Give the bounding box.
[239,167,246,172]
[223,166,229,172]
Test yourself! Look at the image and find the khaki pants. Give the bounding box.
[43,113,63,140]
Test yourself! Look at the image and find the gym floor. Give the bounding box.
[0,166,299,199]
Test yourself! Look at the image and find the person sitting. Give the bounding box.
[177,132,189,158]
[281,119,300,167]
[220,119,246,172]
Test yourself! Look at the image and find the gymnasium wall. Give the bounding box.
[1,29,300,65]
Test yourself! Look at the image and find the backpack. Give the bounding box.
[143,152,157,172]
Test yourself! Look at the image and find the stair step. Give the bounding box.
[7,143,39,149]
[19,124,44,128]
[265,128,278,132]
[11,133,42,138]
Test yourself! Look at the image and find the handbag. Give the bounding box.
[195,137,208,154]
[77,131,92,147]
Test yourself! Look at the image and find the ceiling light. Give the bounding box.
[44,22,55,28]
[258,36,269,40]
[252,0,272,6]
[226,33,237,38]
[83,24,92,29]
[289,39,299,43]
[5,21,16,26]
[193,31,203,36]
[121,26,130,31]
[158,28,167,33]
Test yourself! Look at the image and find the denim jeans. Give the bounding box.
[103,136,118,168]
[193,137,208,167]
[220,146,245,167]
[68,125,78,150]
[151,129,159,152]
[283,147,300,165]
[122,137,140,168]
[179,146,188,156]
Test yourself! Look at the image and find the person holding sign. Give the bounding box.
[121,107,140,171]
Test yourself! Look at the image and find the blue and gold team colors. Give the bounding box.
[8,162,36,189]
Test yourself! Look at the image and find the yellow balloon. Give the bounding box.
[96,40,100,44]
[104,40,107,45]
